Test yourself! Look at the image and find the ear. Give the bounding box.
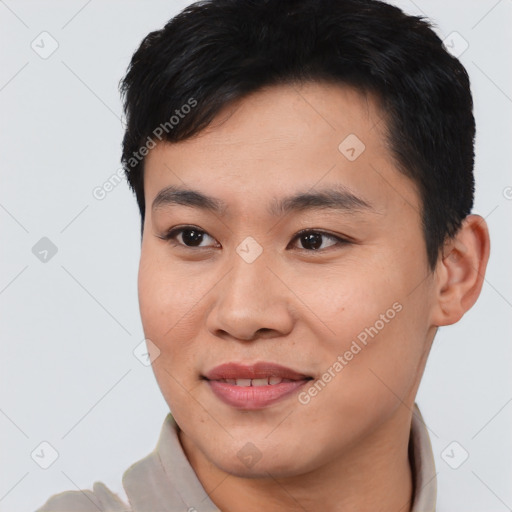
[430,214,490,326]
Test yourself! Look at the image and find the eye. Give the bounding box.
[289,230,349,251]
[159,226,349,252]
[159,226,220,248]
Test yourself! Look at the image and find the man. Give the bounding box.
[37,0,490,510]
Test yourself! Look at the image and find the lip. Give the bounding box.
[204,362,310,381]
[203,362,312,410]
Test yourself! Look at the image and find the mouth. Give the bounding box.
[203,362,313,410]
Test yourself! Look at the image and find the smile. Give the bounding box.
[203,362,313,410]
[215,377,294,386]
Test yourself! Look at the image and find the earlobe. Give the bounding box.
[431,214,490,326]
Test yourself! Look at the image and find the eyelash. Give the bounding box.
[158,225,351,252]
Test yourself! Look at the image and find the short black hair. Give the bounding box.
[120,0,475,269]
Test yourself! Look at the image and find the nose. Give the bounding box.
[205,251,295,342]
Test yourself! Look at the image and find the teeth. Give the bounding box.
[226,377,285,386]
[252,378,269,387]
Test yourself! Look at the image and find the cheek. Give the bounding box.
[138,252,204,413]
[298,300,427,453]
[138,246,201,339]
[302,264,403,344]
[305,262,430,397]
[137,246,217,385]
[138,249,188,373]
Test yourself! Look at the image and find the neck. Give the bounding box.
[179,406,415,512]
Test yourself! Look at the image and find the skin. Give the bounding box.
[138,82,490,511]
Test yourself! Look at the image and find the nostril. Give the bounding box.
[257,328,273,335]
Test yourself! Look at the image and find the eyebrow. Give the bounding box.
[151,184,376,217]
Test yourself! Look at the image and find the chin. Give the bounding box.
[207,442,314,480]
[221,458,302,479]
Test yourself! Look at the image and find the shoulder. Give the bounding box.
[35,481,131,512]
[35,414,179,512]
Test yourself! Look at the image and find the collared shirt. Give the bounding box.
[36,403,436,511]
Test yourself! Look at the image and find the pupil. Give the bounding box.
[183,229,203,246]
[302,233,322,250]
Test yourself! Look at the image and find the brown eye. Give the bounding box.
[180,228,205,247]
[161,226,219,248]
[290,230,348,251]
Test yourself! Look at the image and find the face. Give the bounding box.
[138,82,437,478]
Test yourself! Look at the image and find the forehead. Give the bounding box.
[143,82,420,218]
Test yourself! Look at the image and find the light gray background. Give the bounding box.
[1,1,511,511]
